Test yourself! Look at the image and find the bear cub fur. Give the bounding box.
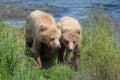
[57,16,82,71]
[25,10,61,69]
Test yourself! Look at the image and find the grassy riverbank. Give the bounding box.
[0,17,120,80]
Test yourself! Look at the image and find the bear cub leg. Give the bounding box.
[58,45,65,64]
[73,45,81,71]
[31,40,42,69]
[65,50,72,64]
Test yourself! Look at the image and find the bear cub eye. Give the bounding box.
[49,38,55,41]
[73,41,76,44]
[65,40,69,44]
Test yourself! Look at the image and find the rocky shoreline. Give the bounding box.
[0,7,28,20]
[0,4,69,21]
[0,0,120,29]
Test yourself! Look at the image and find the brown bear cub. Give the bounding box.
[25,10,61,69]
[57,16,82,71]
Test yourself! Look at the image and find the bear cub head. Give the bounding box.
[40,23,61,49]
[61,28,80,52]
[57,16,82,52]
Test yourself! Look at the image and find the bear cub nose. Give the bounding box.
[68,48,73,52]
[55,45,61,49]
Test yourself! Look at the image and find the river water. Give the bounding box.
[0,0,120,28]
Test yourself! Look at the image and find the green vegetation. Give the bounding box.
[81,15,120,80]
[0,15,120,80]
[0,23,77,80]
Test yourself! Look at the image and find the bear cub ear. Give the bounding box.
[56,22,61,29]
[77,30,80,34]
[40,24,48,31]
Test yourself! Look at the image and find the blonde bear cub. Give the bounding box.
[57,16,82,71]
[25,10,61,69]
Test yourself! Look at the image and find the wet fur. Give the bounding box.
[25,36,54,68]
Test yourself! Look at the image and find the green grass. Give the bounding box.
[0,15,120,80]
[81,15,120,80]
[0,23,77,80]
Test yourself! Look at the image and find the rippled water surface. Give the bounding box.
[0,0,120,27]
